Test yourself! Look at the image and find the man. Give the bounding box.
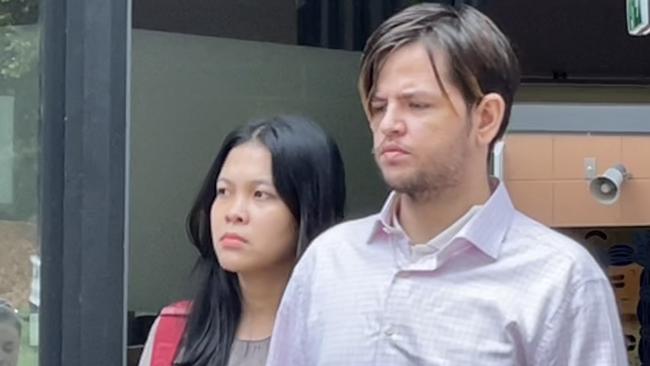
[266,3,627,365]
[0,300,21,366]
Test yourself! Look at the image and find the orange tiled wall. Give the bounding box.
[504,134,650,227]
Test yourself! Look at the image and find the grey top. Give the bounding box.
[138,317,271,366]
[226,337,271,366]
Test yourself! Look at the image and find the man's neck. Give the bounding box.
[236,261,294,340]
[398,176,492,244]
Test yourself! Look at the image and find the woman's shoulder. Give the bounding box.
[138,300,192,366]
[160,300,192,316]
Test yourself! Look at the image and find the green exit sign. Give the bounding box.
[628,0,650,35]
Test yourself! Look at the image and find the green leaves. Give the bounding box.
[0,0,39,81]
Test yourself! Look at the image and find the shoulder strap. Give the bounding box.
[151,301,191,366]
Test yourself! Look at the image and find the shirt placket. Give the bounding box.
[375,226,411,364]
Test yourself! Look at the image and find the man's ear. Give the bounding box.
[472,93,506,149]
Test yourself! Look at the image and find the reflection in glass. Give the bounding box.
[0,1,40,365]
[0,300,21,366]
[132,0,451,50]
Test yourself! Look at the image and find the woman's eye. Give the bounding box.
[254,190,271,199]
[216,187,227,196]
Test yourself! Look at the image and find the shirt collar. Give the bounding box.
[366,191,400,244]
[366,178,515,260]
[458,179,515,259]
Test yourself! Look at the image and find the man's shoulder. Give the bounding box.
[507,211,607,282]
[291,214,379,282]
[312,214,379,246]
[297,214,378,263]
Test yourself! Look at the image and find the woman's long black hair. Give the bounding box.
[176,116,346,366]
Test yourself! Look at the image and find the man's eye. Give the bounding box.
[3,342,16,353]
[370,104,386,114]
[409,102,430,109]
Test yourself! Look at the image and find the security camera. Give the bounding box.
[589,164,629,205]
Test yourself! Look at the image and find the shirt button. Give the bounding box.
[384,327,395,337]
[382,226,390,234]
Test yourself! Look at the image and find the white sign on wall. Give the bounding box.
[491,140,505,180]
[628,0,650,35]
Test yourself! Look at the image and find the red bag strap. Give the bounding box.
[151,300,191,366]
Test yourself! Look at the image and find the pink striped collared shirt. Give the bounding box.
[267,181,628,366]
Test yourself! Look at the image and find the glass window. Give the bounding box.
[0,1,40,365]
[560,227,647,365]
[127,3,647,366]
[128,1,388,362]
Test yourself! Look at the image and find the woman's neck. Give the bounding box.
[235,261,294,341]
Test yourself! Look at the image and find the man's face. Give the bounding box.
[0,322,20,366]
[368,41,474,199]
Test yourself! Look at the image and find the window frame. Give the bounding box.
[40,0,130,364]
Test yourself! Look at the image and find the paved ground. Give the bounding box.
[0,219,37,309]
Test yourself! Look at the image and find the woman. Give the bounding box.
[139,115,346,366]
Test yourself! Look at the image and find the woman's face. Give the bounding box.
[210,142,298,274]
[0,322,20,366]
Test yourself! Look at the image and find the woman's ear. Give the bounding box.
[472,93,506,149]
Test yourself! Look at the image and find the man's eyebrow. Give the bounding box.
[397,90,439,99]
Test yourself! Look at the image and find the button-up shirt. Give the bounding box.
[266,182,628,366]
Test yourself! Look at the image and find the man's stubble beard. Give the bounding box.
[379,145,468,202]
